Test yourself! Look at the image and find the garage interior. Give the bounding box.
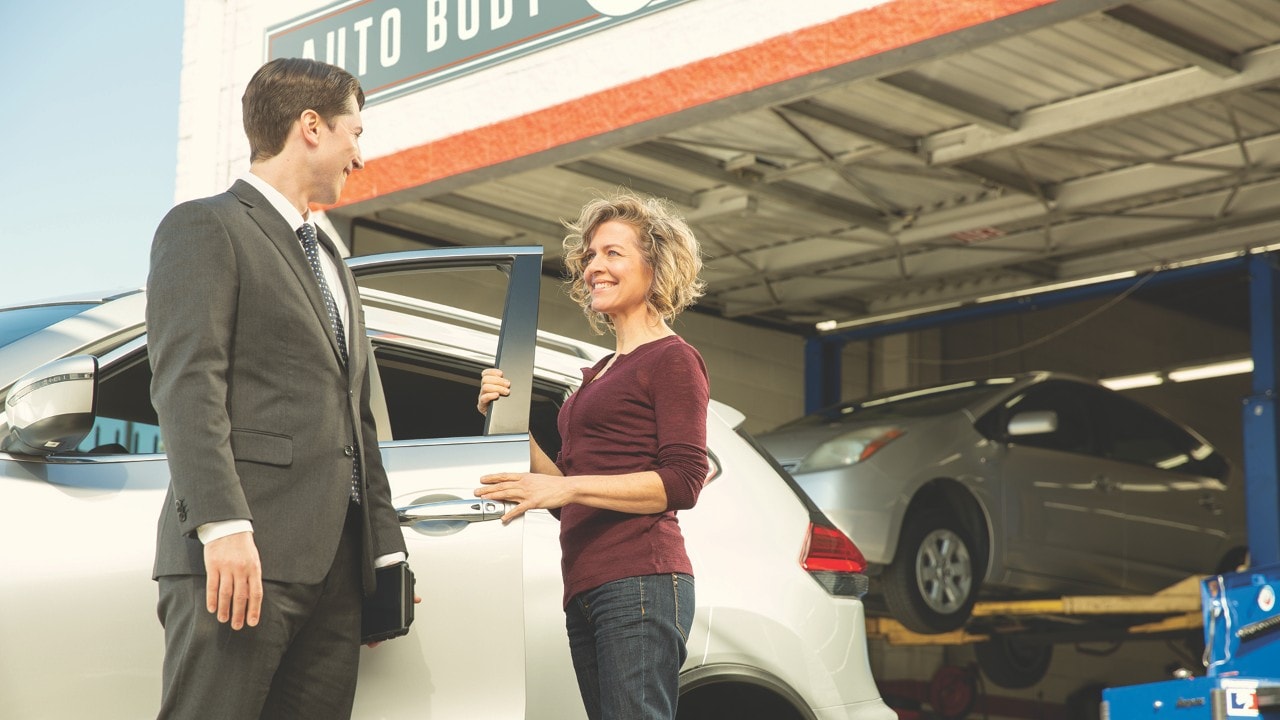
[327,1,1280,717]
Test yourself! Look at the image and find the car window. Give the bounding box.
[373,340,567,457]
[75,350,164,455]
[67,339,570,458]
[783,381,1004,428]
[350,247,543,439]
[44,248,550,458]
[985,381,1094,455]
[1088,390,1228,479]
[0,303,98,349]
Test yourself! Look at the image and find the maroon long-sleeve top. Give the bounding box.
[554,334,710,607]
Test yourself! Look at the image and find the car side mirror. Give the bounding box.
[1007,409,1057,436]
[1,355,98,456]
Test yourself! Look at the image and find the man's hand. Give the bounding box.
[203,531,264,630]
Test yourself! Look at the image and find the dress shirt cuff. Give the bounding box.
[375,552,406,568]
[197,519,254,545]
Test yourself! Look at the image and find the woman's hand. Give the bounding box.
[477,367,511,416]
[476,472,574,523]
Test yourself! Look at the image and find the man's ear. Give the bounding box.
[299,109,323,147]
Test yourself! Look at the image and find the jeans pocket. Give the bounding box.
[672,573,694,642]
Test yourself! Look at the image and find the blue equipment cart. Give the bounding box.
[1102,564,1280,718]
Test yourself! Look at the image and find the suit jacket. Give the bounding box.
[147,180,406,592]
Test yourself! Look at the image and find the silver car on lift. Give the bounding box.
[757,373,1248,640]
[0,247,892,720]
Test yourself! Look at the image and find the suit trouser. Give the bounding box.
[156,504,363,720]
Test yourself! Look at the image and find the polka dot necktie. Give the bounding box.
[297,223,348,365]
[297,223,361,504]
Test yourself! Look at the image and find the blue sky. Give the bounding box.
[2,2,184,307]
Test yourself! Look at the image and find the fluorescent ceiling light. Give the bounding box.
[814,242,1279,336]
[817,269,1142,332]
[1167,358,1253,383]
[821,301,963,332]
[1165,251,1246,269]
[1099,373,1164,391]
[976,271,1137,304]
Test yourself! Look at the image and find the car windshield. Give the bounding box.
[0,303,97,349]
[781,379,1014,427]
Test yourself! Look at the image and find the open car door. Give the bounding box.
[0,246,545,720]
[348,246,544,719]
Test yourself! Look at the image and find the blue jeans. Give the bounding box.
[565,573,695,720]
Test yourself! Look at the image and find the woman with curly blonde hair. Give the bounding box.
[477,192,710,720]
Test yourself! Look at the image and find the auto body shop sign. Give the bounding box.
[268,0,692,105]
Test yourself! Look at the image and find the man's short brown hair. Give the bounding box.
[242,58,365,162]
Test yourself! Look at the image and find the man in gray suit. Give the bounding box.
[147,57,408,719]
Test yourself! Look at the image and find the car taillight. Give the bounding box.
[803,523,866,572]
[802,522,870,597]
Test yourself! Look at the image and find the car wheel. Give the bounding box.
[882,507,979,633]
[974,635,1053,689]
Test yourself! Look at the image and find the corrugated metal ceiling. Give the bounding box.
[346,0,1280,333]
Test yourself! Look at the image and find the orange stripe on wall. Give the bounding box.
[335,0,1053,207]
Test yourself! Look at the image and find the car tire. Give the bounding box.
[881,507,980,634]
[974,635,1053,689]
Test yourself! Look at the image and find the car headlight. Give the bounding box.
[794,426,904,473]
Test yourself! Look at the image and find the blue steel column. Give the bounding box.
[804,336,844,414]
[1243,252,1280,567]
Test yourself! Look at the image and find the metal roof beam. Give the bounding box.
[557,160,700,207]
[878,72,1021,131]
[1006,259,1061,281]
[908,130,1280,243]
[623,141,895,234]
[1099,6,1241,78]
[725,212,1259,323]
[426,194,567,240]
[781,100,918,151]
[950,159,1048,199]
[781,99,1048,201]
[710,247,910,296]
[709,171,1280,317]
[817,254,1250,342]
[1049,204,1280,277]
[924,43,1280,165]
[718,295,870,320]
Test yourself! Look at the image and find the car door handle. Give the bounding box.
[1092,476,1116,493]
[1198,494,1222,513]
[397,498,513,525]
